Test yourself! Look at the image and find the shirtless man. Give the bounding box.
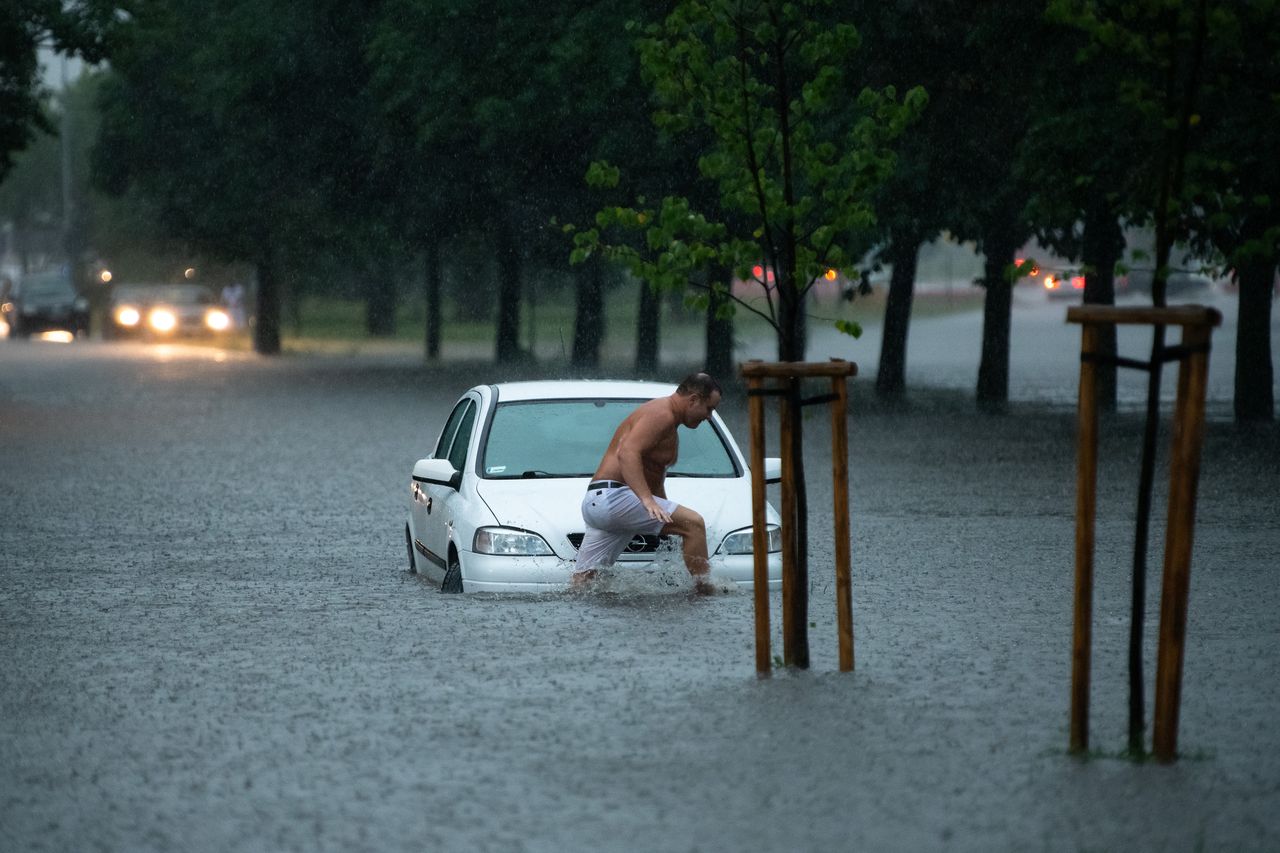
[574,373,722,593]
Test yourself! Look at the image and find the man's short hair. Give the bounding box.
[676,372,721,399]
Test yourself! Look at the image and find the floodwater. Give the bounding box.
[2,292,1278,852]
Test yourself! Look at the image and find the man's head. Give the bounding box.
[674,372,722,427]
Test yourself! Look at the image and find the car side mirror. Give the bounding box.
[763,457,782,485]
[413,457,461,491]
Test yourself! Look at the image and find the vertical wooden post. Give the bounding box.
[778,377,799,666]
[1071,322,1100,754]
[747,372,771,678]
[1067,304,1219,761]
[740,359,857,674]
[1153,324,1213,762]
[829,368,854,672]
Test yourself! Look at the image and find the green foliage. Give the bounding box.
[0,0,122,181]
[95,0,369,262]
[569,0,923,357]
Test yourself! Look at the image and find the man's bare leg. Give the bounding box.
[663,505,714,594]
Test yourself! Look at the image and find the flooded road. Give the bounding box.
[2,325,1278,852]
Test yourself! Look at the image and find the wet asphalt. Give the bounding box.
[2,300,1279,852]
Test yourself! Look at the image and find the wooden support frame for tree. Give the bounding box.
[1067,304,1221,763]
[740,358,857,677]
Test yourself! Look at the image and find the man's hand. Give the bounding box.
[643,496,673,524]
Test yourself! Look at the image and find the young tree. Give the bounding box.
[1050,0,1218,757]
[570,0,923,667]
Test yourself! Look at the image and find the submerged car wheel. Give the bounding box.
[404,523,416,574]
[441,548,463,594]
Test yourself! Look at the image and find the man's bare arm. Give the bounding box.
[614,405,673,522]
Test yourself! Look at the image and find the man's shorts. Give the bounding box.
[575,484,678,573]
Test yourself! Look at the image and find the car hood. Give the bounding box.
[474,476,754,559]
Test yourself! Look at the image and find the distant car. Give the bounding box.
[1,269,89,338]
[106,283,232,339]
[1117,269,1212,298]
[1042,271,1087,300]
[406,380,784,593]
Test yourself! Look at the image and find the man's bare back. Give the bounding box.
[592,396,681,505]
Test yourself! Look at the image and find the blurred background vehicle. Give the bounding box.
[1041,270,1087,300]
[0,268,90,339]
[1117,268,1213,299]
[105,283,232,339]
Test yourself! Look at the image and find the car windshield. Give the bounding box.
[112,285,215,306]
[111,286,153,304]
[480,398,739,479]
[147,285,216,305]
[21,273,75,301]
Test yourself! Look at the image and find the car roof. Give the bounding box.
[488,379,676,403]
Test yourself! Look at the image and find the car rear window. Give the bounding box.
[480,399,739,479]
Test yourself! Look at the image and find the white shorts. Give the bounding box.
[575,485,678,573]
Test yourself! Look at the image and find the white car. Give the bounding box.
[405,380,784,593]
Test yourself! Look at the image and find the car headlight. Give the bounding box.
[473,527,553,556]
[205,308,230,331]
[149,308,177,332]
[116,306,141,326]
[719,524,782,555]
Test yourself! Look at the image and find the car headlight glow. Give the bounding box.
[148,308,177,333]
[205,308,231,331]
[473,527,553,556]
[116,306,141,326]
[719,524,782,555]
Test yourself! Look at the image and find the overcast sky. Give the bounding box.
[37,47,89,91]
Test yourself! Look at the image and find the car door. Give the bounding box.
[412,395,478,579]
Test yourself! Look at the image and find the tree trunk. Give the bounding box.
[366,258,396,337]
[1081,204,1125,413]
[571,254,604,369]
[704,266,734,380]
[776,283,806,362]
[424,239,442,360]
[1234,257,1276,421]
[775,268,810,668]
[283,261,302,335]
[253,252,281,355]
[495,219,523,364]
[635,279,659,375]
[876,236,921,400]
[976,231,1019,408]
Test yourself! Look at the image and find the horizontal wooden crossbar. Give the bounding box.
[739,359,857,378]
[1081,342,1211,372]
[1066,304,1222,328]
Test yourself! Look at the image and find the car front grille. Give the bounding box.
[567,533,671,554]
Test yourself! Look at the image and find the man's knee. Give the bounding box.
[665,506,705,538]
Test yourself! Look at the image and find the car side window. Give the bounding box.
[433,399,470,460]
[446,401,477,473]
